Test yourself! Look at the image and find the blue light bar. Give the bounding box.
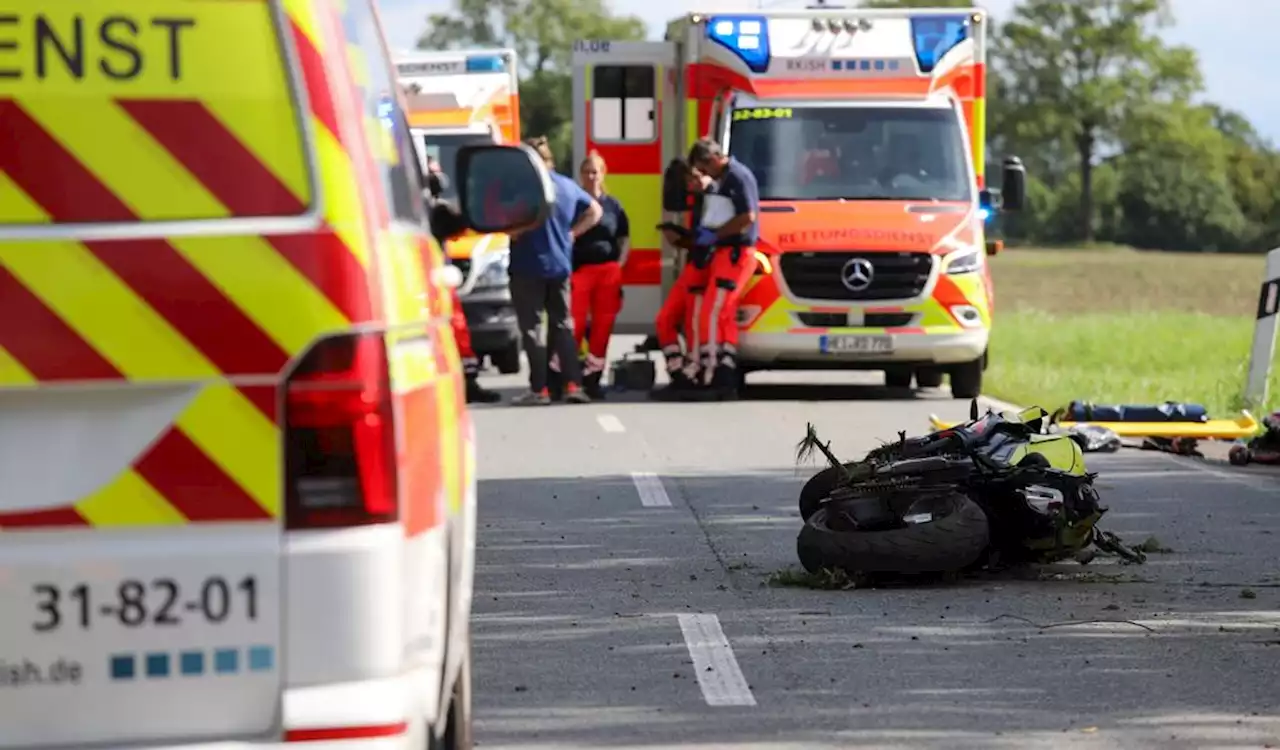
[910,15,969,73]
[465,54,508,73]
[977,206,992,222]
[706,15,771,74]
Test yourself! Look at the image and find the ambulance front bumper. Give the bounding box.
[738,329,988,368]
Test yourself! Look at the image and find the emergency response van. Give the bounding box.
[0,1,553,748]
[572,7,1026,398]
[396,49,524,374]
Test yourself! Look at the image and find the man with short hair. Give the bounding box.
[686,138,761,399]
[508,136,604,406]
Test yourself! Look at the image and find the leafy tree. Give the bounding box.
[1115,102,1246,252]
[995,0,1201,243]
[417,0,646,172]
[1204,105,1280,251]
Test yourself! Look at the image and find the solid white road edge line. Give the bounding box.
[596,414,626,433]
[676,614,757,707]
[630,471,672,507]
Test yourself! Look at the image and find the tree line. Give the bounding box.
[419,0,1280,253]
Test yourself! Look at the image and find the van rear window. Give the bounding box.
[0,1,313,225]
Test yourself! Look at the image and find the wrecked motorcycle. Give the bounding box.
[794,403,1145,577]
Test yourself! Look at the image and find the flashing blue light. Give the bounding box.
[706,15,771,74]
[910,15,969,73]
[978,206,992,222]
[465,54,508,73]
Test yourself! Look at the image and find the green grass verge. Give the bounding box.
[986,311,1258,418]
[984,248,1273,418]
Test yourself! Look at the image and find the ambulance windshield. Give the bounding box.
[414,131,495,202]
[727,105,971,203]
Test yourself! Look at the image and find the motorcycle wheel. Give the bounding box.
[798,463,861,521]
[796,492,990,575]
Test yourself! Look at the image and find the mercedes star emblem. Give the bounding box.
[840,258,875,292]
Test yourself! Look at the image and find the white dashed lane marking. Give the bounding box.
[630,471,672,507]
[596,414,625,433]
[677,614,757,707]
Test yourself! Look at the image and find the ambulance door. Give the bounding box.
[572,40,676,334]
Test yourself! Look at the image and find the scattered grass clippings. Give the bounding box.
[1136,536,1175,554]
[766,567,861,590]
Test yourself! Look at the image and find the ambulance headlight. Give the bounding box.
[474,250,511,288]
[945,250,982,275]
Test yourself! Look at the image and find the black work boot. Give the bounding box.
[650,368,696,401]
[707,345,741,401]
[583,371,607,400]
[710,365,740,401]
[465,374,501,404]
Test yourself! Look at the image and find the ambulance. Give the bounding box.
[0,0,555,748]
[396,48,524,374]
[571,6,1027,398]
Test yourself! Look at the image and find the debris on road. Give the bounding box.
[794,402,1146,582]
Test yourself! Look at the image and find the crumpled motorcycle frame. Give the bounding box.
[795,403,1146,576]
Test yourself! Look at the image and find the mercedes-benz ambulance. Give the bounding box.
[571,7,1027,398]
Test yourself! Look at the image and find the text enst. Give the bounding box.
[0,14,197,81]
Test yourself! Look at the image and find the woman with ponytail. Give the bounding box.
[570,151,631,399]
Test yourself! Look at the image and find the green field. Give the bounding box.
[985,247,1272,419]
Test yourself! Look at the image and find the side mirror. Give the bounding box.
[456,144,554,237]
[1000,156,1026,213]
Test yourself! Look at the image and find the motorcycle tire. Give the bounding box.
[796,492,990,575]
[798,463,861,522]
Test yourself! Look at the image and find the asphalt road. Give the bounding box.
[467,336,1280,750]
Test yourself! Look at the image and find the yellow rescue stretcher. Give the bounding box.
[927,410,1260,440]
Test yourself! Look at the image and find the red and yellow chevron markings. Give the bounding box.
[0,0,384,530]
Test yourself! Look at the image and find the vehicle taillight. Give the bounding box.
[283,333,398,530]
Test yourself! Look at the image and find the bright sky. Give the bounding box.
[376,0,1280,143]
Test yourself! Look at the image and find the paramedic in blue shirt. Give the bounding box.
[687,138,761,398]
[508,136,603,406]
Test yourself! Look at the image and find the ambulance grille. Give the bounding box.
[453,258,472,281]
[780,252,934,301]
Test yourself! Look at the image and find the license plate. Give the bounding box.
[820,335,894,355]
[0,529,281,748]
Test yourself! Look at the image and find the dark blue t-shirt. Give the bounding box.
[711,157,760,246]
[572,194,630,269]
[510,171,595,279]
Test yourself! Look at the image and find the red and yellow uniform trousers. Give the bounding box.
[655,245,758,384]
[571,260,624,376]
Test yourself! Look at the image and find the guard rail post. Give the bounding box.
[1244,246,1280,410]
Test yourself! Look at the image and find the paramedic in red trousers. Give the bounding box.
[687,138,760,397]
[424,158,501,404]
[571,150,631,400]
[652,160,712,400]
